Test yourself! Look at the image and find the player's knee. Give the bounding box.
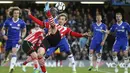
[89,50,94,54]
[96,53,101,57]
[38,47,45,54]
[123,53,128,57]
[12,48,18,54]
[123,50,128,55]
[112,52,117,56]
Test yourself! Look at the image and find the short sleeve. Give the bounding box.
[21,21,26,29]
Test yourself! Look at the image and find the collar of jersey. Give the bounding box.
[117,21,123,26]
[12,18,19,23]
[96,22,102,26]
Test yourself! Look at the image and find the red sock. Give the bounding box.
[23,56,33,65]
[38,57,46,72]
[34,63,38,69]
[23,61,28,65]
[56,60,58,67]
[32,58,38,69]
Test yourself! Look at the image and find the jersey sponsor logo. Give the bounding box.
[11,27,20,30]
[95,26,103,32]
[116,26,125,32]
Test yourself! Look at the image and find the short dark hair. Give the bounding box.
[8,7,22,17]
[57,13,68,20]
[116,12,122,16]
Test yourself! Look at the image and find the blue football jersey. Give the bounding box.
[91,23,107,42]
[110,22,130,40]
[4,18,26,41]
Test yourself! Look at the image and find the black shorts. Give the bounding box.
[40,38,51,51]
[22,41,35,55]
[45,30,61,47]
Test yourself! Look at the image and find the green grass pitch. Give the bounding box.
[0,66,129,73]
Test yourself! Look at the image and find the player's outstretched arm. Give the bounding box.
[67,28,88,38]
[25,9,45,27]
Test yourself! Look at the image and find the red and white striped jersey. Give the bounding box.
[24,28,44,45]
[46,23,71,39]
[56,25,71,38]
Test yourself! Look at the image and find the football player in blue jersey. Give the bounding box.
[2,7,26,73]
[110,12,130,73]
[88,14,108,71]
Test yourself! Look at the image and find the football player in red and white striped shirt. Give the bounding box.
[25,4,89,72]
[22,24,47,73]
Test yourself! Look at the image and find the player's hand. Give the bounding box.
[3,35,8,40]
[82,32,91,37]
[18,39,23,44]
[82,32,89,37]
[101,41,105,46]
[44,2,50,12]
[101,30,109,34]
[105,30,110,34]
[24,9,31,15]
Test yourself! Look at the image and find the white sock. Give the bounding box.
[68,54,76,72]
[96,56,101,69]
[123,56,129,70]
[89,54,93,66]
[10,55,17,69]
[113,56,118,67]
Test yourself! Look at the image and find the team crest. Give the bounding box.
[122,26,124,29]
[17,24,20,27]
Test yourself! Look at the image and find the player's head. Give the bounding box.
[50,7,57,17]
[116,12,122,22]
[8,7,22,18]
[57,13,68,26]
[96,14,102,22]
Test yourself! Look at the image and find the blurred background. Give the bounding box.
[0,0,130,67]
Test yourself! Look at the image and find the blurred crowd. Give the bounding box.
[0,2,130,61]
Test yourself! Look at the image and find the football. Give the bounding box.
[55,2,66,12]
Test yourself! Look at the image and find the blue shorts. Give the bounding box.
[5,40,20,51]
[89,40,103,53]
[112,39,129,52]
[46,37,70,56]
